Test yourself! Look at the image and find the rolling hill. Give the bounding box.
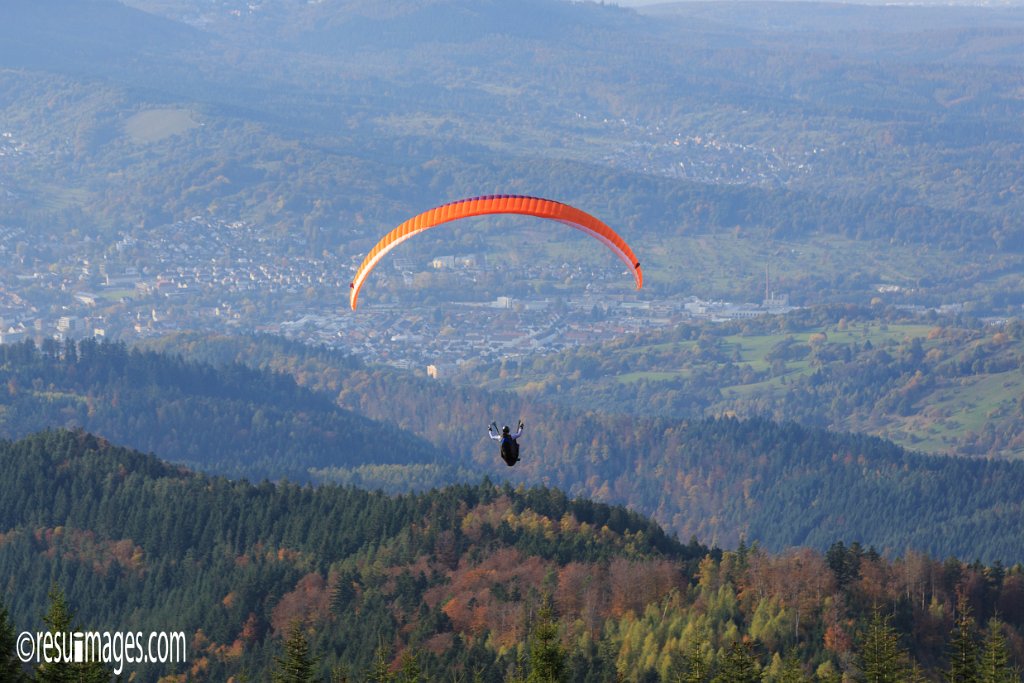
[140,332,1024,562]
[1,429,1023,681]
[0,337,452,483]
[3,0,1024,309]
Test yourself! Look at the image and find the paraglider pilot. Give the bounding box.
[489,420,523,466]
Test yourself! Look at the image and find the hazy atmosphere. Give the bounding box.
[2,0,1024,680]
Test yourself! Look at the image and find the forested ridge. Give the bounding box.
[1,429,1023,681]
[142,332,1024,562]
[0,429,701,681]
[0,337,450,483]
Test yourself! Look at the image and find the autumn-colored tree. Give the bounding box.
[553,562,591,617]
[751,547,833,640]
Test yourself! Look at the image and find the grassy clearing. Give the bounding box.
[37,185,91,212]
[124,108,199,144]
[859,369,1024,456]
[617,370,688,383]
[99,289,136,302]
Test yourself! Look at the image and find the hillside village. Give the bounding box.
[0,214,799,370]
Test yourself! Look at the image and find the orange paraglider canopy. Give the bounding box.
[349,194,642,309]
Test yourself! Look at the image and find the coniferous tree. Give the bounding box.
[711,641,760,683]
[330,664,353,682]
[35,585,109,683]
[946,598,980,683]
[0,598,25,682]
[814,661,842,683]
[272,621,317,683]
[368,641,394,683]
[776,652,809,683]
[676,648,711,683]
[396,649,422,683]
[506,648,527,683]
[978,618,1016,683]
[908,663,930,683]
[860,608,906,683]
[526,601,566,683]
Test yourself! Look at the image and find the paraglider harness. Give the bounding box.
[492,422,521,466]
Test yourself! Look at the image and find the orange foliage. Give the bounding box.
[189,656,209,677]
[219,639,244,660]
[741,547,834,638]
[554,562,592,616]
[460,497,513,542]
[608,558,680,617]
[191,629,210,652]
[429,548,547,644]
[270,572,331,634]
[240,613,261,643]
[421,632,453,656]
[275,547,302,563]
[854,557,892,606]
[31,527,145,577]
[824,622,854,655]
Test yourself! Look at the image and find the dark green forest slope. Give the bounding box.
[0,337,451,483]
[2,429,1024,682]
[140,333,1024,562]
[0,429,700,682]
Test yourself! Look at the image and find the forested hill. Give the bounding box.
[143,333,1024,563]
[0,337,451,483]
[3,429,1024,682]
[0,429,704,681]
[3,332,1024,562]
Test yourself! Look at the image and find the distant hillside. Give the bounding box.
[452,307,1024,459]
[0,0,208,76]
[0,337,453,483]
[145,332,1024,563]
[2,429,1023,681]
[4,0,1024,285]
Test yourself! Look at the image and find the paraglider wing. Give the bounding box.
[349,194,642,309]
